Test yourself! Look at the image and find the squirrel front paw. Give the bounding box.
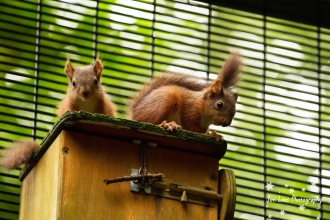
[207,130,223,141]
[158,120,182,132]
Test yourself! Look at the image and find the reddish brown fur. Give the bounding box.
[219,52,242,89]
[58,58,116,117]
[0,140,39,170]
[128,72,210,117]
[128,52,242,134]
[1,58,116,171]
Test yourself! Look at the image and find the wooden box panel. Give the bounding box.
[19,111,234,220]
[145,147,219,219]
[20,133,63,220]
[60,131,140,219]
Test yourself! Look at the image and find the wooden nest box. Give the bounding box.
[19,111,236,220]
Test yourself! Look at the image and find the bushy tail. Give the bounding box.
[0,140,39,170]
[128,72,210,114]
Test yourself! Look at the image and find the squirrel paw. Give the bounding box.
[207,131,223,141]
[158,120,182,132]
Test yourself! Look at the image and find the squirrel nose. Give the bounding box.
[82,91,90,98]
[223,120,232,127]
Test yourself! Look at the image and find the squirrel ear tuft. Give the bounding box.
[64,58,75,80]
[209,79,223,96]
[93,58,103,78]
[218,52,242,89]
[232,93,238,101]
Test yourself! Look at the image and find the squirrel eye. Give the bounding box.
[94,79,98,85]
[72,81,76,87]
[217,102,223,109]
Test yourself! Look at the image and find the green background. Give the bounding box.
[0,0,329,219]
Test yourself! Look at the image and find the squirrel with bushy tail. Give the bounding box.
[0,58,116,170]
[128,52,242,138]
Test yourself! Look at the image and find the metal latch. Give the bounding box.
[151,176,223,206]
[105,169,222,207]
[128,169,222,207]
[103,140,222,207]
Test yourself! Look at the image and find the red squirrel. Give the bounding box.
[128,52,242,138]
[57,57,116,117]
[0,58,116,170]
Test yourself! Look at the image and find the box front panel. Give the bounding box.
[60,130,219,220]
[60,131,140,219]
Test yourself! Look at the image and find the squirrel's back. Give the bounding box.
[128,72,210,116]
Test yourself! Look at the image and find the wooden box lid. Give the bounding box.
[20,111,227,181]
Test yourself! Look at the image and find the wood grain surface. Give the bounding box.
[20,126,236,219]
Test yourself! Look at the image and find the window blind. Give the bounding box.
[0,0,329,219]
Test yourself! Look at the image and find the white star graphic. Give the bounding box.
[280,210,285,215]
[268,214,272,219]
[285,184,288,188]
[266,182,274,191]
[299,204,305,211]
[289,188,295,194]
[311,182,317,187]
[302,188,306,192]
[316,216,320,220]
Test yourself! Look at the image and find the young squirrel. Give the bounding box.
[128,52,242,138]
[0,58,116,170]
[57,57,116,117]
